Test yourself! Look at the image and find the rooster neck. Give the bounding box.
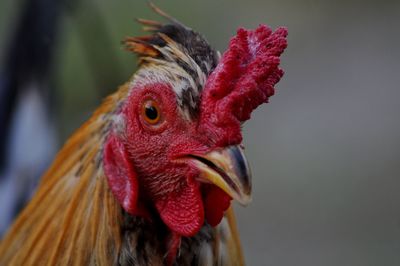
[118,207,244,265]
[119,211,216,266]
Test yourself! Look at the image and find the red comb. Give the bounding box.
[201,25,287,128]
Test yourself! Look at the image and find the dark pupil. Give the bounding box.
[145,105,158,120]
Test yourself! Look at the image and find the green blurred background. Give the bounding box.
[1,0,399,265]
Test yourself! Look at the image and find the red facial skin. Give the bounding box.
[104,24,287,262]
[104,83,233,237]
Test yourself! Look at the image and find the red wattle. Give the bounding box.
[155,177,204,237]
[204,186,232,227]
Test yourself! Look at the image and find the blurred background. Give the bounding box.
[0,0,399,265]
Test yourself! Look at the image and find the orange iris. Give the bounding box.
[142,100,161,125]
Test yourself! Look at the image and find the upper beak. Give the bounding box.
[189,145,252,205]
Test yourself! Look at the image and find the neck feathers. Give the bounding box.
[0,83,130,265]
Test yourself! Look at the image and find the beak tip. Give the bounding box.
[189,144,253,206]
[237,194,252,206]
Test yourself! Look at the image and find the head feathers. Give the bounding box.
[124,5,218,120]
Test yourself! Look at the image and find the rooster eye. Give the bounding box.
[142,100,161,124]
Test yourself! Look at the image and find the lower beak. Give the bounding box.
[189,145,252,205]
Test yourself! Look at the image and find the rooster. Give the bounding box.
[0,5,287,265]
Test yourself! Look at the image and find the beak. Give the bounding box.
[189,145,252,205]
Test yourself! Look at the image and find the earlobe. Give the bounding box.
[103,133,139,215]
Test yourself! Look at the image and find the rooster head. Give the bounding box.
[103,8,287,238]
